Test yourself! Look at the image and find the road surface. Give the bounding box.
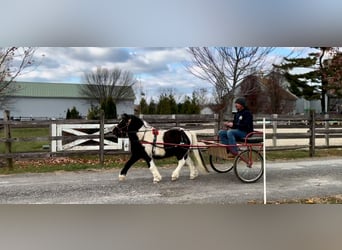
[0,157,341,204]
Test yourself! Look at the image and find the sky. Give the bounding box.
[15,47,310,104]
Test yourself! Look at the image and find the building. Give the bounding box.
[232,73,297,115]
[1,82,135,119]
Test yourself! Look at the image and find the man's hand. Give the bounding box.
[223,121,233,128]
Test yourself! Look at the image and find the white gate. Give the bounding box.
[51,123,129,152]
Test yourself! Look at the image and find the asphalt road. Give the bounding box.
[0,157,341,204]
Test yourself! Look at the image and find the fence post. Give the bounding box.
[309,111,316,157]
[324,113,329,147]
[213,113,219,138]
[3,110,13,169]
[50,123,57,152]
[272,114,278,147]
[99,110,105,166]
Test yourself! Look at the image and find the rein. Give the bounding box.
[138,125,160,153]
[115,122,129,135]
[118,121,204,149]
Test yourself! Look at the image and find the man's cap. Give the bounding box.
[235,97,246,107]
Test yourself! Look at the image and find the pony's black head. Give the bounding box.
[112,113,130,142]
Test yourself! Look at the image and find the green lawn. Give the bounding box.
[0,127,50,153]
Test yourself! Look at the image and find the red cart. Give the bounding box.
[200,131,264,183]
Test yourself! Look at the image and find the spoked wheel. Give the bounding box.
[234,149,263,183]
[209,154,234,173]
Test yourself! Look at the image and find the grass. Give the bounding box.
[0,127,50,153]
[266,148,342,160]
[249,195,342,204]
[0,153,181,175]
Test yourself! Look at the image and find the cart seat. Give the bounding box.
[238,131,263,144]
[242,136,263,143]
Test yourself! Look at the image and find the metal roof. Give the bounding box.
[9,81,135,99]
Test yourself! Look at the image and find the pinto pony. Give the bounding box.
[112,114,208,183]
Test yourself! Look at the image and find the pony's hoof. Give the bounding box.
[153,176,162,183]
[118,174,126,181]
[171,176,179,181]
[190,172,198,180]
[171,171,179,181]
[189,175,197,180]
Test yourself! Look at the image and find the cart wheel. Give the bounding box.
[234,149,263,183]
[209,154,234,173]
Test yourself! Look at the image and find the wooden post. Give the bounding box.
[173,114,177,127]
[213,113,219,138]
[272,114,278,147]
[4,110,13,169]
[324,113,329,147]
[99,110,105,166]
[309,110,316,157]
[215,111,222,141]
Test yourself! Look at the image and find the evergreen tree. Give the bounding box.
[67,106,81,119]
[190,92,201,114]
[139,97,149,114]
[66,108,71,119]
[148,99,157,114]
[87,104,100,120]
[181,96,192,114]
[177,103,183,114]
[100,97,117,119]
[168,94,178,114]
[157,94,171,114]
[274,47,335,113]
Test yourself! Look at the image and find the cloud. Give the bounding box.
[15,46,318,103]
[15,47,209,101]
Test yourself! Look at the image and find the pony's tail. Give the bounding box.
[189,131,209,173]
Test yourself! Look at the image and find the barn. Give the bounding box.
[2,82,135,119]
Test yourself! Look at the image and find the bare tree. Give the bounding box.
[0,47,38,107]
[239,74,264,114]
[186,47,274,123]
[186,48,227,110]
[264,71,296,114]
[192,87,209,107]
[239,71,297,114]
[80,67,136,104]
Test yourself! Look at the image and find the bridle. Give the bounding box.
[114,118,130,136]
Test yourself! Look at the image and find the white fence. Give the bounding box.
[50,123,129,152]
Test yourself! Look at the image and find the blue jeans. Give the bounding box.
[218,129,247,155]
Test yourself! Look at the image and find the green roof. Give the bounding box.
[9,82,135,99]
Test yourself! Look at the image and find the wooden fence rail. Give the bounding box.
[1,110,342,168]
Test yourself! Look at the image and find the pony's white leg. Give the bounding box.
[118,174,126,181]
[171,158,186,181]
[149,160,162,183]
[186,156,198,180]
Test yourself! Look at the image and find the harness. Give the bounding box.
[139,126,186,156]
[151,128,159,156]
[138,123,160,156]
[116,119,189,157]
